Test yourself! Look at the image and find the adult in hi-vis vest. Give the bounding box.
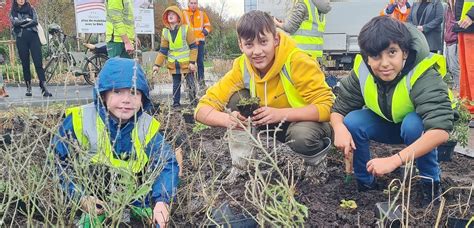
[331,17,454,208]
[182,0,211,88]
[274,0,331,59]
[453,0,474,120]
[106,0,136,58]
[195,11,334,183]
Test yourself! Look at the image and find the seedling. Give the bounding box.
[339,199,357,209]
[383,185,399,195]
[192,122,210,133]
[449,98,470,147]
[236,97,260,118]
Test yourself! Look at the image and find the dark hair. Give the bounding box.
[237,10,276,42]
[11,0,33,17]
[358,16,411,58]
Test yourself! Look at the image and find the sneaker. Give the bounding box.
[172,103,181,108]
[421,181,441,208]
[357,179,378,192]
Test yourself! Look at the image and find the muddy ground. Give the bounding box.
[0,106,473,227]
[163,107,474,227]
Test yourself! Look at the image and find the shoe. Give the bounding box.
[25,81,32,96]
[39,81,52,97]
[421,181,441,208]
[172,103,181,108]
[357,179,378,192]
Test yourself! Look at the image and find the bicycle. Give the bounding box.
[44,24,108,85]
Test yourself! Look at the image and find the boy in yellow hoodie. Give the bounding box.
[195,10,334,180]
[153,5,198,107]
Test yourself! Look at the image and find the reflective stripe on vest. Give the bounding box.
[163,26,190,63]
[65,103,161,173]
[354,53,449,123]
[461,0,474,20]
[292,0,326,58]
[240,50,306,108]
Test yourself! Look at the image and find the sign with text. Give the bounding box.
[134,0,155,34]
[74,0,154,34]
[74,0,106,33]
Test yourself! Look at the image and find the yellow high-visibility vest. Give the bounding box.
[163,25,190,63]
[291,0,326,58]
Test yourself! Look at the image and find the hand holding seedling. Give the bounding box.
[251,106,287,126]
[227,110,248,130]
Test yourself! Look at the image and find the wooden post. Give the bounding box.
[9,40,16,67]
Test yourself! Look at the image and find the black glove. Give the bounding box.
[385,3,397,14]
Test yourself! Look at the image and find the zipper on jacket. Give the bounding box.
[380,86,392,121]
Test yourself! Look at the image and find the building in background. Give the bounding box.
[244,0,291,19]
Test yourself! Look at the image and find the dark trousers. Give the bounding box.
[227,89,333,156]
[172,73,196,106]
[16,30,46,82]
[197,41,206,86]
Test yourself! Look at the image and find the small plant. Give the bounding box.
[237,97,260,118]
[340,199,357,209]
[383,185,399,195]
[449,99,470,147]
[192,122,210,133]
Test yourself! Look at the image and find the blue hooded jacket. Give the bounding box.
[53,58,179,206]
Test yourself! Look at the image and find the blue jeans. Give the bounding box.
[197,41,206,86]
[172,73,196,106]
[344,109,440,185]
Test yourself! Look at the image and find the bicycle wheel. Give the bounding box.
[82,53,108,85]
[44,57,59,83]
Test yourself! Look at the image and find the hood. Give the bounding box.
[94,57,151,111]
[247,31,298,84]
[312,0,331,14]
[162,5,183,28]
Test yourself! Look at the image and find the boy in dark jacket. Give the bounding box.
[53,58,179,227]
[330,16,453,207]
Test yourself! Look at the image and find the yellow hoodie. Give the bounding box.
[196,32,334,121]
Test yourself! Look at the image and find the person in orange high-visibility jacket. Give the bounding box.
[453,0,474,116]
[380,0,411,22]
[182,0,211,89]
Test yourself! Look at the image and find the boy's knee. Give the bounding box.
[286,122,332,156]
[227,89,251,111]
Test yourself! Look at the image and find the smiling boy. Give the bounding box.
[53,58,179,227]
[330,16,453,207]
[195,10,334,180]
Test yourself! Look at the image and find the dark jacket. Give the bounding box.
[332,23,453,132]
[9,5,39,38]
[453,0,474,33]
[407,0,444,51]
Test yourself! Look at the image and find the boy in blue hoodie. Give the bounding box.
[53,58,179,227]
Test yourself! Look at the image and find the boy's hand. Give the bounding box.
[273,17,283,28]
[153,202,169,228]
[80,196,105,215]
[227,111,248,130]
[251,106,286,126]
[417,25,424,32]
[366,156,400,176]
[189,63,196,72]
[333,123,356,157]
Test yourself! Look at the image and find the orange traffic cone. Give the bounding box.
[458,33,474,114]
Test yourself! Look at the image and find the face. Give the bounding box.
[239,30,279,75]
[367,42,408,82]
[188,0,198,11]
[103,88,143,122]
[167,11,179,24]
[16,0,25,6]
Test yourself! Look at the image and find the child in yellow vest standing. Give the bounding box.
[153,5,198,108]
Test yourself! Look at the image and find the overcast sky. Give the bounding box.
[178,0,244,19]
